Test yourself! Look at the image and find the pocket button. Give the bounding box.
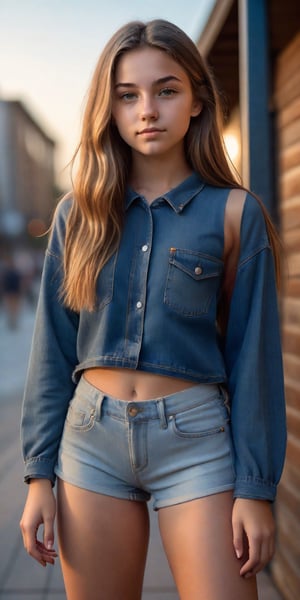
[194,266,203,275]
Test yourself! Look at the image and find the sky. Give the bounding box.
[0,0,215,188]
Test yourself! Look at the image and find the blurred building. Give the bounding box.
[196,1,300,598]
[0,99,56,245]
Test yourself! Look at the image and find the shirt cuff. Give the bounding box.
[24,457,56,486]
[233,476,277,502]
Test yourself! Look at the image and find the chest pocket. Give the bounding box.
[164,248,223,316]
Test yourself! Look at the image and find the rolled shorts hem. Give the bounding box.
[54,469,151,502]
[55,469,234,510]
[153,483,235,510]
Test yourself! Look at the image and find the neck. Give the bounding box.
[130,152,192,200]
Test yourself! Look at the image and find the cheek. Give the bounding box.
[112,116,133,144]
[112,107,132,130]
[179,111,194,134]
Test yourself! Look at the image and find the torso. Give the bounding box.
[84,367,197,401]
[83,189,246,401]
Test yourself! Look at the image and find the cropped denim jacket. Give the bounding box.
[21,173,286,501]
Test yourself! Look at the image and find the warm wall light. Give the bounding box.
[223,133,240,163]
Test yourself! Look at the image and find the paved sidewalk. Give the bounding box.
[0,304,283,599]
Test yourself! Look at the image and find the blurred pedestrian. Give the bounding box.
[1,255,23,329]
[20,19,286,600]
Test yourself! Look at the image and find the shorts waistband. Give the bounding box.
[77,376,223,425]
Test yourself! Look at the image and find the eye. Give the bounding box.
[119,92,137,102]
[159,88,177,97]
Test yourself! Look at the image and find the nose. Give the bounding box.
[140,95,158,121]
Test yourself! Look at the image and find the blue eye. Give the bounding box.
[159,88,177,97]
[120,92,137,101]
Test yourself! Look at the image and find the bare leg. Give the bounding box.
[57,479,150,600]
[158,491,258,600]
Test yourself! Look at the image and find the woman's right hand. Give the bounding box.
[20,478,58,567]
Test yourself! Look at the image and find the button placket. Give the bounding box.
[124,206,153,364]
[135,244,149,310]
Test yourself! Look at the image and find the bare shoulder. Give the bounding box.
[224,188,247,258]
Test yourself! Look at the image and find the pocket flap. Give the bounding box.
[169,248,223,281]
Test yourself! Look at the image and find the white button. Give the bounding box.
[136,301,143,309]
[142,244,148,252]
[194,266,203,275]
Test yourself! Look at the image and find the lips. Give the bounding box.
[137,128,164,135]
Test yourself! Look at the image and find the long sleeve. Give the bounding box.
[224,195,286,501]
[21,199,79,483]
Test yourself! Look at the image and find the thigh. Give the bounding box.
[57,479,150,600]
[158,491,258,600]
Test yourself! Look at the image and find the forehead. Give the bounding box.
[114,46,190,84]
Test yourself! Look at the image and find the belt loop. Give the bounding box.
[157,398,168,429]
[95,393,105,421]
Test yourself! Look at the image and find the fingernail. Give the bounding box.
[47,541,53,550]
[235,549,242,559]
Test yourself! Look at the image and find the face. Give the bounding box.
[112,46,202,159]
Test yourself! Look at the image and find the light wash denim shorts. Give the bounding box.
[55,376,235,509]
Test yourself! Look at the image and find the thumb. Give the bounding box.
[43,516,55,550]
[232,517,244,560]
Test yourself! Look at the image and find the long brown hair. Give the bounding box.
[61,19,280,311]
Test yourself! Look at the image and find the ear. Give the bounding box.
[191,100,202,117]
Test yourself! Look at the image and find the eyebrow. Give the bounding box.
[114,75,182,89]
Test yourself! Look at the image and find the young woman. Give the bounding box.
[20,19,286,600]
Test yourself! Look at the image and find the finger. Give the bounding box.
[36,540,58,555]
[27,540,56,567]
[20,521,42,562]
[36,540,58,564]
[240,536,261,578]
[241,526,276,578]
[252,536,274,575]
[20,523,52,567]
[25,538,48,566]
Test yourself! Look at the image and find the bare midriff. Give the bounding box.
[83,367,197,402]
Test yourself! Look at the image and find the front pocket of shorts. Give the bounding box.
[66,398,97,432]
[164,249,223,316]
[170,399,228,439]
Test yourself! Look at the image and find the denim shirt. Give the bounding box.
[21,173,286,501]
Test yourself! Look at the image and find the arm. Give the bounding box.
[20,198,79,564]
[222,192,286,576]
[21,198,79,483]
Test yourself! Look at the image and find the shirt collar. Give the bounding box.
[125,172,205,213]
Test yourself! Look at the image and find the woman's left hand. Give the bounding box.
[232,498,275,579]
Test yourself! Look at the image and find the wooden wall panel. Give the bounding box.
[279,141,300,172]
[281,198,300,230]
[282,298,300,325]
[280,167,300,199]
[272,30,300,600]
[282,325,300,356]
